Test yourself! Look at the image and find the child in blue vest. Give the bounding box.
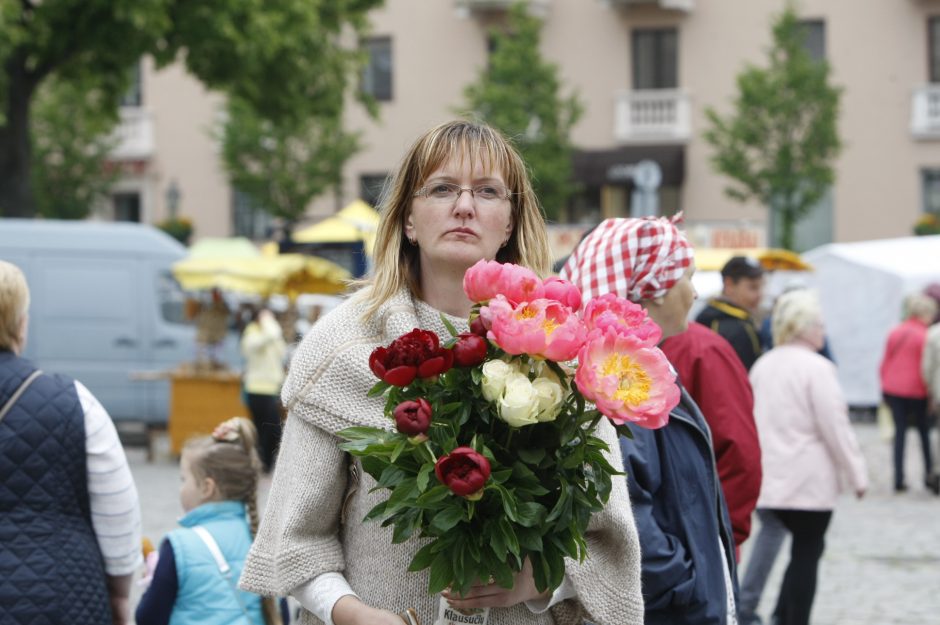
[136,417,281,625]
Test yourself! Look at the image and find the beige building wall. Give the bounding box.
[113,0,940,249]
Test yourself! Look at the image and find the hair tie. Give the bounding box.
[212,419,241,443]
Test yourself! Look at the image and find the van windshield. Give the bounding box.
[158,271,190,325]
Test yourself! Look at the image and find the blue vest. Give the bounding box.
[167,500,264,625]
[0,351,110,625]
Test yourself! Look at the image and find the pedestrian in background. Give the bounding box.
[240,306,287,473]
[136,417,282,625]
[563,216,738,625]
[696,256,766,371]
[922,283,940,492]
[879,292,938,493]
[0,260,142,625]
[749,289,867,625]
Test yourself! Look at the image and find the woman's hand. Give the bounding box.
[332,595,405,625]
[441,558,550,610]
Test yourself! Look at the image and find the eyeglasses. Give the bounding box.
[413,182,512,205]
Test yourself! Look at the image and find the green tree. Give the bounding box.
[703,5,841,250]
[30,75,120,219]
[461,2,582,221]
[0,0,380,217]
[221,97,360,223]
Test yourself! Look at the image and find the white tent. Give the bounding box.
[803,235,940,407]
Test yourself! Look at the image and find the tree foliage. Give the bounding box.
[0,0,381,217]
[461,2,582,222]
[703,5,841,250]
[221,97,361,223]
[30,75,120,220]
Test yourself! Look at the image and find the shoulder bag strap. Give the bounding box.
[0,370,43,422]
[192,525,260,625]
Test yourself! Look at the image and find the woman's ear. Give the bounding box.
[404,211,415,245]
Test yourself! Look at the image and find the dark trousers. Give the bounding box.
[884,393,932,488]
[768,509,832,625]
[246,392,282,471]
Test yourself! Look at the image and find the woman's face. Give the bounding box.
[644,266,697,339]
[404,157,513,276]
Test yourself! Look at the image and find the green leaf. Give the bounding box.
[614,423,634,439]
[517,447,545,464]
[377,464,408,489]
[390,438,408,463]
[430,504,465,533]
[367,380,391,397]
[416,463,434,492]
[392,508,422,544]
[416,484,451,507]
[408,541,438,572]
[428,552,454,594]
[385,478,419,515]
[498,517,520,558]
[439,313,459,338]
[515,501,547,528]
[516,526,543,552]
[363,500,387,523]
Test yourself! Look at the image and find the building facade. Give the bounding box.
[106,0,940,255]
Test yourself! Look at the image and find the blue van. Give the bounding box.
[0,218,236,424]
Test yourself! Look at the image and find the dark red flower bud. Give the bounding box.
[368,329,453,386]
[434,447,491,498]
[469,315,488,338]
[452,333,488,368]
[393,398,432,436]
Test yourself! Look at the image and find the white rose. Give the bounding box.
[481,359,515,402]
[498,373,540,427]
[532,377,565,422]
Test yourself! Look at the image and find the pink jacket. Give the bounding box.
[750,344,868,510]
[880,318,930,399]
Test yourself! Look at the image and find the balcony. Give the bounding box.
[110,107,155,161]
[614,89,691,143]
[454,0,550,18]
[603,0,694,12]
[911,85,940,139]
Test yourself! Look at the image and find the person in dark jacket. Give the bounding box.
[0,260,141,625]
[661,321,762,556]
[562,216,737,625]
[696,256,765,370]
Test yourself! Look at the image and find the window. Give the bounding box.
[799,20,826,62]
[923,169,940,214]
[632,28,678,90]
[930,17,940,83]
[232,189,274,240]
[362,37,393,101]
[113,193,140,222]
[360,173,389,208]
[120,62,142,107]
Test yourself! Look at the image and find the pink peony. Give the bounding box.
[574,328,679,429]
[581,293,662,347]
[463,259,505,303]
[487,296,586,362]
[542,276,583,313]
[495,264,544,306]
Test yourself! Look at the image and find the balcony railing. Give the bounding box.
[110,107,154,161]
[614,88,691,143]
[911,85,940,139]
[604,0,695,12]
[454,0,550,17]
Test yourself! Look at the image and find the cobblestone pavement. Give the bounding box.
[126,422,940,624]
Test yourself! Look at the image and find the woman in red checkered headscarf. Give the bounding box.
[561,216,743,625]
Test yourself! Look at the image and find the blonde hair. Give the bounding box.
[358,119,552,320]
[182,418,282,625]
[904,293,938,323]
[772,289,822,346]
[0,260,30,353]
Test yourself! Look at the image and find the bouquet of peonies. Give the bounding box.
[338,260,680,615]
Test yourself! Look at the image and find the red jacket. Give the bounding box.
[661,322,762,550]
[879,318,930,399]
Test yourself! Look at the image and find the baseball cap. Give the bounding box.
[721,256,764,280]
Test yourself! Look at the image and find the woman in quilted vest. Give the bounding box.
[136,417,281,625]
[239,120,644,625]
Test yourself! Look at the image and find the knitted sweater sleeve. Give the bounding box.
[239,410,350,596]
[552,418,645,625]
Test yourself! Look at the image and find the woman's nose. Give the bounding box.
[452,188,476,218]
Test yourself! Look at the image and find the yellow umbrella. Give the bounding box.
[292,199,380,255]
[692,247,812,272]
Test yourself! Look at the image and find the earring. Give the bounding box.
[408,237,417,246]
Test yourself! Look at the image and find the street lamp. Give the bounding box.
[165,179,181,220]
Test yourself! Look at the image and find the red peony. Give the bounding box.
[369,329,454,386]
[452,333,488,368]
[434,447,491,499]
[393,398,433,436]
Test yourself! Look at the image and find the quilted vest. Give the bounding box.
[167,500,264,625]
[0,351,110,625]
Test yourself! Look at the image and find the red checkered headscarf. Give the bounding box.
[560,215,694,303]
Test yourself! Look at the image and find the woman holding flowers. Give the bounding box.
[562,217,738,625]
[239,120,644,625]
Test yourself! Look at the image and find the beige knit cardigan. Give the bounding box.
[239,288,644,625]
